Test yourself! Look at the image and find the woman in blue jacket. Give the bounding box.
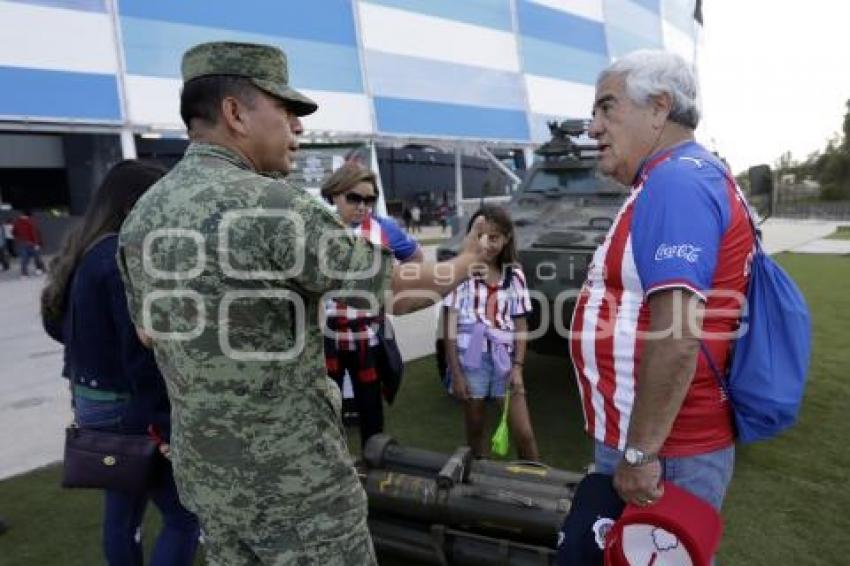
[41,160,199,565]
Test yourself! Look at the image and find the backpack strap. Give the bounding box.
[695,160,759,397]
[702,159,764,254]
[700,341,730,399]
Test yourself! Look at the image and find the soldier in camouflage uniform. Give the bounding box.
[118,41,486,565]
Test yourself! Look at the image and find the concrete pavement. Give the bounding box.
[757,218,845,254]
[0,218,846,480]
[0,270,70,480]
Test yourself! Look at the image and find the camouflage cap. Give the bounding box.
[181,41,318,116]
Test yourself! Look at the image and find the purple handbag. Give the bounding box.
[62,426,159,492]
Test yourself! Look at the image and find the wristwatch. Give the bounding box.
[623,446,658,467]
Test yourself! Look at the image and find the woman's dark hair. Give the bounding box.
[320,161,378,204]
[466,205,518,269]
[41,160,167,324]
[179,75,258,129]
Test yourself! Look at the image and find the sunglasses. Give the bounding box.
[344,192,377,206]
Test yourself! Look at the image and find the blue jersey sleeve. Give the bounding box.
[630,159,730,300]
[376,215,420,262]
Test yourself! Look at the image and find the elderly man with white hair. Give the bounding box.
[569,50,755,514]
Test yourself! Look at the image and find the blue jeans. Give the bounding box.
[17,242,44,275]
[74,395,200,566]
[594,440,735,511]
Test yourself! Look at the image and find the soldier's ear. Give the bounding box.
[220,96,249,135]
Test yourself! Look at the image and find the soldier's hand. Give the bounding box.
[461,216,487,260]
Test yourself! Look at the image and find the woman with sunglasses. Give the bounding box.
[321,161,423,447]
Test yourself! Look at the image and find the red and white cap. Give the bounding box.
[604,481,723,566]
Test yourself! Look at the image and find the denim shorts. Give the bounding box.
[594,440,735,511]
[455,349,508,400]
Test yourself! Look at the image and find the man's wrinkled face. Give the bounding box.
[588,74,659,185]
[242,91,303,175]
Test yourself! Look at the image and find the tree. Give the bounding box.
[771,98,850,201]
[810,99,850,200]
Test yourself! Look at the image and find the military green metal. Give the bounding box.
[370,520,555,565]
[360,435,586,563]
[437,120,628,353]
[364,434,583,490]
[362,465,566,545]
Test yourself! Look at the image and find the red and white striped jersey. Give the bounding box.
[326,215,389,350]
[444,266,532,351]
[569,142,754,457]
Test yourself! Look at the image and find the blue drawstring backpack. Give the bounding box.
[702,171,812,443]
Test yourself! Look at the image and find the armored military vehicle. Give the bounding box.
[437,120,628,352]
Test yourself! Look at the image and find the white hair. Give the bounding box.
[598,50,700,129]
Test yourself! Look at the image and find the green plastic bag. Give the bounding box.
[491,389,511,457]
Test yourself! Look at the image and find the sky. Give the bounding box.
[696,1,850,174]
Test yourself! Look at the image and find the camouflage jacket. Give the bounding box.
[118,142,391,524]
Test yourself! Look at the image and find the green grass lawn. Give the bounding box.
[1,254,848,565]
[826,225,850,240]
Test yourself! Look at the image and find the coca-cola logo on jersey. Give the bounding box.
[654,243,702,263]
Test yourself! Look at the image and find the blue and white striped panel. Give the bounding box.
[516,2,602,123]
[124,75,373,134]
[118,0,371,132]
[524,74,595,122]
[373,97,529,141]
[517,0,607,55]
[363,0,513,31]
[521,36,609,86]
[630,0,660,14]
[3,0,104,11]
[603,0,663,58]
[358,0,527,140]
[661,0,697,64]
[0,65,120,121]
[118,0,359,47]
[120,17,363,93]
[365,50,525,111]
[516,0,608,103]
[523,0,604,23]
[0,0,120,120]
[358,1,520,73]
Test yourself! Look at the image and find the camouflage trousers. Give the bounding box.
[200,502,376,565]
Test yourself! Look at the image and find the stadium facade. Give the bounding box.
[0,0,702,218]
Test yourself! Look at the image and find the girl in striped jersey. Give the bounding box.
[443,206,539,460]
